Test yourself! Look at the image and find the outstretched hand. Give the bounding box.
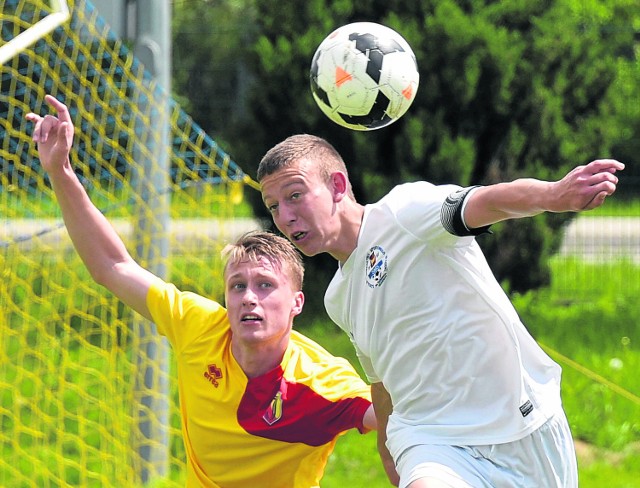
[553,159,625,212]
[25,95,74,172]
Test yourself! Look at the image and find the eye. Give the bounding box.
[260,281,273,289]
[230,282,246,291]
[267,202,279,214]
[289,192,301,201]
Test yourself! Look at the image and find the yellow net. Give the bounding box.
[1,0,258,485]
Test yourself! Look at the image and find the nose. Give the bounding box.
[242,288,258,306]
[277,202,297,228]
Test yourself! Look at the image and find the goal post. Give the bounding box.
[1,0,258,485]
[0,0,70,65]
[129,0,172,482]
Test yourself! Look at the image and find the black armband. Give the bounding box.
[440,186,492,237]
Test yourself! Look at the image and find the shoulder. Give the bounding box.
[289,330,336,364]
[147,279,227,327]
[378,181,462,209]
[287,331,370,399]
[149,279,221,309]
[365,182,463,239]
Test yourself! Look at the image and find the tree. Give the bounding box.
[173,0,638,317]
[172,0,256,146]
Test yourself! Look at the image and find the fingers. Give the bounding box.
[44,94,72,124]
[25,95,71,142]
[587,166,619,187]
[582,191,608,211]
[25,112,45,142]
[25,113,42,139]
[580,170,619,211]
[586,159,625,173]
[27,114,59,143]
[25,113,41,123]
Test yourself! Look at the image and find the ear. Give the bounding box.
[330,171,349,202]
[291,291,305,316]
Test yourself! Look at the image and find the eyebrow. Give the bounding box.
[262,178,307,203]
[225,266,278,282]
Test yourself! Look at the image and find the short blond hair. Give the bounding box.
[222,231,304,290]
[258,134,355,200]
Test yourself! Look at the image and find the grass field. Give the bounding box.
[2,196,638,486]
[305,257,640,487]
[3,184,636,219]
[5,262,637,487]
[587,196,640,217]
[1,183,254,219]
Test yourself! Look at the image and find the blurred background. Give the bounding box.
[2,0,639,486]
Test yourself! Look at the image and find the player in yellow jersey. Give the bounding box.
[26,95,376,488]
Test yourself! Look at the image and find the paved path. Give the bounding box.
[3,216,638,260]
[1,218,263,252]
[559,216,640,262]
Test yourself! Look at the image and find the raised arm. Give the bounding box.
[464,159,625,230]
[26,95,156,321]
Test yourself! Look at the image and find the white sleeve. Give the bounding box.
[441,185,491,236]
[386,181,462,243]
[351,337,379,383]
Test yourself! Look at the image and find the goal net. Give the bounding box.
[1,0,258,485]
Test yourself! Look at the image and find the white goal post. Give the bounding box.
[0,0,70,65]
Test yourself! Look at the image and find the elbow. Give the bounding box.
[362,404,378,432]
[88,266,113,288]
[87,258,131,289]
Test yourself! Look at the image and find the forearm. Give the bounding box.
[47,157,133,285]
[28,96,155,320]
[362,404,377,432]
[464,179,552,228]
[371,382,399,486]
[464,160,623,230]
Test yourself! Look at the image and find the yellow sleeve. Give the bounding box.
[146,278,228,353]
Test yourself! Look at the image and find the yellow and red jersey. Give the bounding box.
[147,279,371,488]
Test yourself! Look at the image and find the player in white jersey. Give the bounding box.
[258,134,624,488]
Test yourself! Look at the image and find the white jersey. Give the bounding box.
[325,181,563,459]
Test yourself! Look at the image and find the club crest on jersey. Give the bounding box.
[365,246,388,288]
[263,391,283,425]
[204,363,223,387]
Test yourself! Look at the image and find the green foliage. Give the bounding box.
[171,0,258,144]
[512,258,640,449]
[305,257,640,486]
[171,0,639,311]
[3,250,638,485]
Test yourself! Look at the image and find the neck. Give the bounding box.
[232,340,288,379]
[331,200,365,264]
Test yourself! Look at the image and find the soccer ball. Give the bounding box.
[310,22,419,131]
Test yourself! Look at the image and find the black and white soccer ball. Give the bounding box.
[310,22,419,131]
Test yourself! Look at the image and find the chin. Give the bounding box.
[295,241,318,257]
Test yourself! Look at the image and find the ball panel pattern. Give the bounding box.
[310,22,419,131]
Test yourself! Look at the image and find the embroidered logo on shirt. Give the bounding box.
[365,246,388,288]
[263,391,283,425]
[204,363,223,387]
[519,400,534,417]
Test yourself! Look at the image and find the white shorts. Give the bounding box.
[396,409,578,488]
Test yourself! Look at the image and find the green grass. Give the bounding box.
[5,189,634,217]
[2,224,639,486]
[585,196,640,217]
[302,257,640,487]
[1,183,254,219]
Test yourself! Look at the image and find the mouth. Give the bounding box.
[291,231,307,242]
[241,314,262,323]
